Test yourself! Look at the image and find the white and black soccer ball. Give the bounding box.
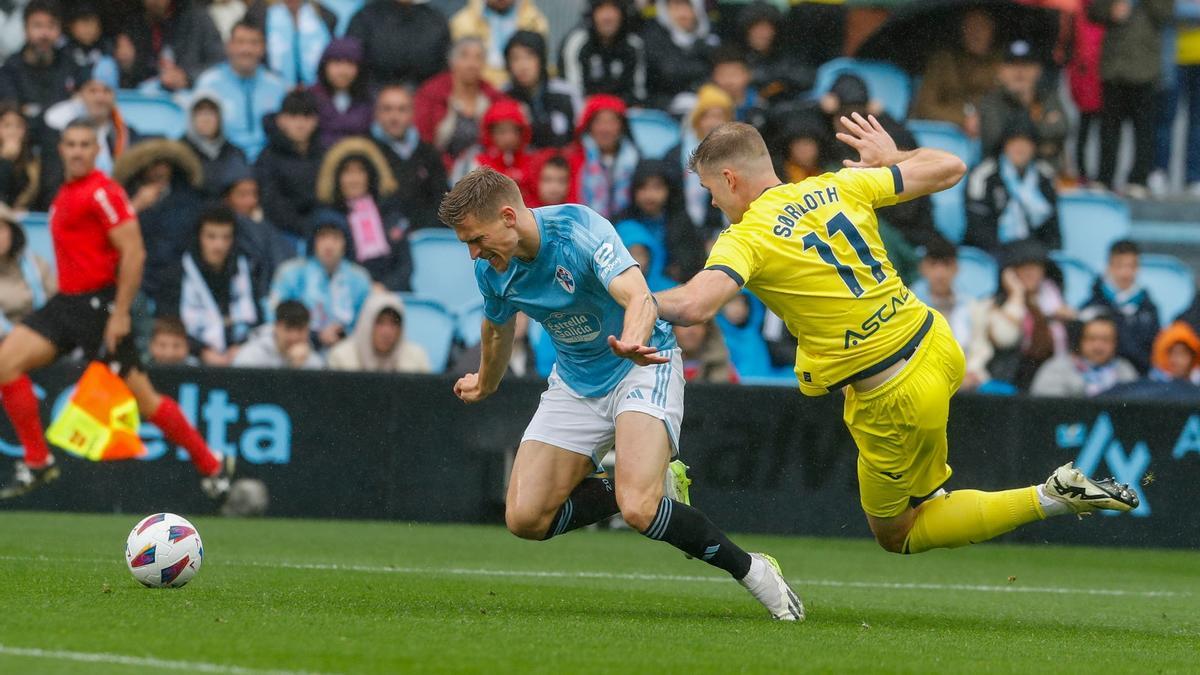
[125,513,203,588]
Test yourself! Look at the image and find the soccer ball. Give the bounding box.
[125,513,203,588]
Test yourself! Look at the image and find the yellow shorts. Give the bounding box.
[843,312,966,519]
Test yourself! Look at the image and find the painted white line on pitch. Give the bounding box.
[0,554,1186,599]
[0,644,333,675]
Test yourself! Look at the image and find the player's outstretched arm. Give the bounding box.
[653,269,741,327]
[836,112,967,201]
[454,317,516,404]
[606,266,668,366]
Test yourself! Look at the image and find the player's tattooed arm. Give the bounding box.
[454,317,516,403]
[607,267,667,366]
[651,269,740,328]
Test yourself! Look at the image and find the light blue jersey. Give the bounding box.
[476,204,676,397]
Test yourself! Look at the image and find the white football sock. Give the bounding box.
[1036,484,1073,518]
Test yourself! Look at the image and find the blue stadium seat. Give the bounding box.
[408,228,478,314]
[1056,191,1131,273]
[908,120,980,243]
[115,90,186,139]
[20,212,53,270]
[1138,254,1196,326]
[954,246,998,300]
[398,296,456,373]
[810,58,912,122]
[457,300,485,347]
[627,108,681,160]
[1049,252,1097,309]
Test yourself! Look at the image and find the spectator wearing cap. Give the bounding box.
[346,0,450,89]
[965,116,1060,257]
[233,299,324,368]
[116,0,224,92]
[912,8,1000,136]
[454,98,539,205]
[965,240,1073,390]
[370,84,449,232]
[666,83,733,236]
[565,94,640,218]
[558,0,646,105]
[63,3,110,70]
[244,0,335,88]
[0,102,41,210]
[735,1,811,101]
[1149,321,1200,383]
[1030,308,1138,397]
[1088,0,1173,197]
[113,138,206,305]
[450,0,549,89]
[315,137,415,291]
[414,37,503,171]
[255,90,324,242]
[979,40,1068,167]
[711,45,766,128]
[194,20,289,161]
[821,74,938,249]
[183,90,250,200]
[642,0,720,112]
[1081,239,1159,374]
[309,37,373,149]
[0,206,55,338]
[912,237,974,348]
[267,216,373,350]
[0,0,85,125]
[327,291,430,373]
[504,30,581,149]
[39,57,140,197]
[157,205,262,366]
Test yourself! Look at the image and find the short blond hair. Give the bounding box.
[438,166,524,229]
[687,121,771,175]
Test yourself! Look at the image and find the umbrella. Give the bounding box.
[854,0,1061,74]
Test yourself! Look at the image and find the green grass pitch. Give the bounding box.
[0,511,1197,674]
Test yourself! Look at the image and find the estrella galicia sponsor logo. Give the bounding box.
[555,265,576,294]
[593,242,616,276]
[543,312,602,344]
[843,289,910,348]
[1056,413,1161,517]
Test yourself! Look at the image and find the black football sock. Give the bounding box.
[542,476,619,540]
[640,497,753,579]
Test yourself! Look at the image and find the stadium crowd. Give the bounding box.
[0,0,1198,399]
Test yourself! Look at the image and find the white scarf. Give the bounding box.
[181,253,258,352]
[997,156,1053,245]
[267,3,331,88]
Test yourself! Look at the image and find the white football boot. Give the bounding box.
[1042,462,1139,514]
[739,553,805,621]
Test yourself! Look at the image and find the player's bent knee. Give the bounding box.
[874,532,908,554]
[618,496,659,533]
[504,508,551,541]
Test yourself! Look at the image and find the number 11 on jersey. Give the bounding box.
[802,212,887,298]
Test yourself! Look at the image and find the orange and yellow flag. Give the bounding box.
[46,362,145,461]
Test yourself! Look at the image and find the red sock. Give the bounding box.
[0,375,50,467]
[150,396,221,476]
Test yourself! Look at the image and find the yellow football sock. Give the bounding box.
[903,487,1045,554]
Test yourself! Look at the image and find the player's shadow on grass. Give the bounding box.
[813,603,1185,638]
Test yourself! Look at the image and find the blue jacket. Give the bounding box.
[268,256,372,333]
[194,63,288,161]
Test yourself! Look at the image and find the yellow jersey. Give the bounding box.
[705,166,934,397]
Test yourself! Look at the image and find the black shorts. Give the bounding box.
[22,287,142,374]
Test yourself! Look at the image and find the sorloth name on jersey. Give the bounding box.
[772,187,840,239]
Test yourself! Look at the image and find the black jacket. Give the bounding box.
[370,134,449,232]
[964,157,1061,256]
[0,47,85,123]
[119,0,224,90]
[184,138,250,200]
[1082,279,1160,374]
[346,1,450,88]
[558,7,646,106]
[139,179,206,304]
[505,79,579,149]
[640,22,717,110]
[254,119,324,240]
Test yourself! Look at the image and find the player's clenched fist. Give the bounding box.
[454,372,493,404]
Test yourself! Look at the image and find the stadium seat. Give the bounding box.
[954,246,998,300]
[115,90,186,139]
[397,296,456,373]
[1056,191,1131,273]
[457,300,485,347]
[408,228,478,314]
[1049,252,1096,309]
[908,120,981,243]
[627,108,681,160]
[1138,254,1196,326]
[810,58,912,122]
[20,212,53,269]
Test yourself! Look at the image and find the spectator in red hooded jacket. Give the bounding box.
[453,97,538,204]
[564,93,639,218]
